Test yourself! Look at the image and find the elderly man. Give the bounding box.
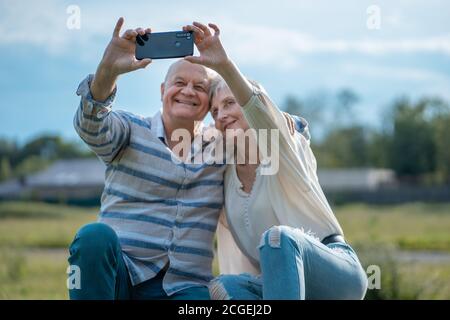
[68,17,225,300]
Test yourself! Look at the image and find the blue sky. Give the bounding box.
[0,0,449,143]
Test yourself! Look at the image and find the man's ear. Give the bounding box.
[160,82,165,102]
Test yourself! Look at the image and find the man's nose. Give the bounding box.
[180,83,195,96]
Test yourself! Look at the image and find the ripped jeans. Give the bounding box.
[210,226,368,300]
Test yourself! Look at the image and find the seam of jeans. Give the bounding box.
[290,236,303,300]
[208,278,231,300]
[260,229,302,299]
[319,242,362,267]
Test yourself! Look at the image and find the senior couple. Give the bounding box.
[68,17,368,300]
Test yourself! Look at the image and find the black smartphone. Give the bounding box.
[135,31,194,60]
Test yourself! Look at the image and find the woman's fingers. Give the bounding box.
[113,17,124,38]
[184,55,203,65]
[208,23,220,36]
[193,21,212,37]
[283,112,295,135]
[289,116,295,135]
[183,25,206,45]
[183,25,205,39]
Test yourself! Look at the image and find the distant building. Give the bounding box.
[0,159,399,205]
[0,158,106,204]
[318,168,396,192]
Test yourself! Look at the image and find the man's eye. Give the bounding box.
[175,81,185,86]
[195,86,205,92]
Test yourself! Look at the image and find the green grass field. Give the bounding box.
[0,201,449,299]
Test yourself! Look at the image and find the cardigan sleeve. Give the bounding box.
[241,86,318,190]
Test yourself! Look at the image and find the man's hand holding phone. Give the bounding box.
[91,17,152,102]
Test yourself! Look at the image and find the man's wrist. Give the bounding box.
[91,63,118,102]
[96,61,118,81]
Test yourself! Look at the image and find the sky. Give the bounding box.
[0,0,449,143]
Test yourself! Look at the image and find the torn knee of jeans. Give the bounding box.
[259,226,282,249]
[209,278,231,300]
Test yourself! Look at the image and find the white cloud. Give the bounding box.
[1,0,450,65]
[224,23,450,64]
[341,64,450,82]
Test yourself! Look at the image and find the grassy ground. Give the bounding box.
[334,203,450,252]
[0,201,449,299]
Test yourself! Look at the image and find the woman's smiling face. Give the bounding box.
[210,82,250,135]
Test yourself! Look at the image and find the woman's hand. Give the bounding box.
[283,112,296,136]
[182,22,230,73]
[184,21,253,106]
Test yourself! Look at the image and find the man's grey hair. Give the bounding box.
[163,60,219,96]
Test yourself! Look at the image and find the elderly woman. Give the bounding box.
[183,21,368,300]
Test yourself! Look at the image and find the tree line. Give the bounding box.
[0,136,91,182]
[283,89,450,185]
[1,90,449,185]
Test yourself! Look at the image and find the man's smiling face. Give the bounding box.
[161,60,211,122]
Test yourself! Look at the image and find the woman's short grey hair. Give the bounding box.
[208,76,262,107]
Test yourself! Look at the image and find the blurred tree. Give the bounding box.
[282,90,331,141]
[14,155,51,178]
[367,132,391,168]
[388,98,436,178]
[0,157,12,181]
[0,135,93,180]
[16,135,90,164]
[334,88,359,126]
[315,126,369,168]
[283,94,325,124]
[429,99,450,184]
[0,138,19,165]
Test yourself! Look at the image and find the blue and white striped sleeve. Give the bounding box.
[73,74,130,164]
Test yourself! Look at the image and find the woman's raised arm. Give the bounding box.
[183,22,254,107]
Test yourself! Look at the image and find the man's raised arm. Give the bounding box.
[73,17,152,164]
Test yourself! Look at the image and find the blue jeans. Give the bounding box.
[68,223,210,300]
[209,225,368,300]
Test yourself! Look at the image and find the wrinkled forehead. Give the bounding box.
[164,60,212,85]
